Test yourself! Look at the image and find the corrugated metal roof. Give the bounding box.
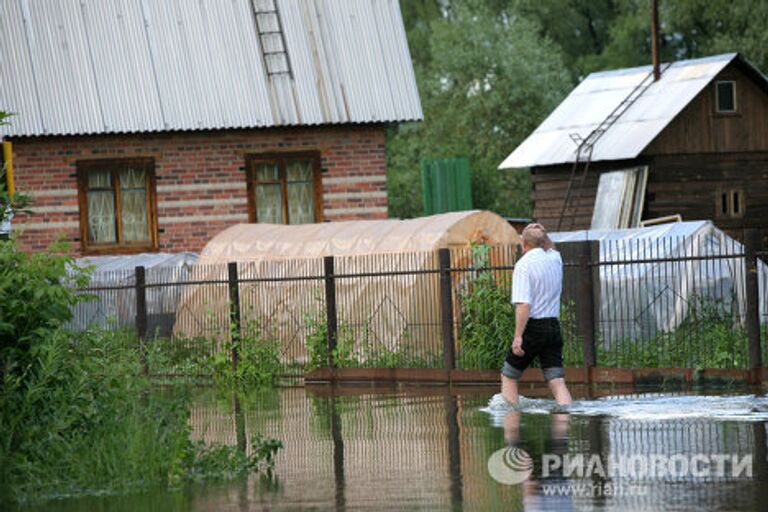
[499,53,762,169]
[0,0,422,137]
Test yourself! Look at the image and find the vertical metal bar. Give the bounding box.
[324,255,338,367]
[579,241,598,369]
[445,394,463,509]
[745,229,762,380]
[135,266,149,375]
[329,393,346,509]
[233,391,246,454]
[439,248,455,371]
[228,261,241,372]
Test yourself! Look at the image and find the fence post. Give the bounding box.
[439,248,456,371]
[577,241,598,375]
[745,229,762,382]
[135,265,149,375]
[227,262,241,372]
[324,256,338,367]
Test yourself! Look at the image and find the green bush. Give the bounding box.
[0,240,281,504]
[564,296,749,369]
[304,306,440,369]
[304,307,355,370]
[457,244,515,370]
[205,322,284,387]
[0,239,90,369]
[597,300,748,369]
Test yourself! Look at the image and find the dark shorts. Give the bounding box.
[502,317,565,381]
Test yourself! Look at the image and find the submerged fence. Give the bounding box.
[68,229,768,377]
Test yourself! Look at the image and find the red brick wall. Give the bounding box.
[10,125,388,255]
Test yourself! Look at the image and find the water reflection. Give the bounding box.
[21,386,768,511]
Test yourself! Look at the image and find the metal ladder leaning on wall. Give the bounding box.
[556,63,672,231]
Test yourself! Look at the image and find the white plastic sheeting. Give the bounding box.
[67,252,199,333]
[551,221,768,344]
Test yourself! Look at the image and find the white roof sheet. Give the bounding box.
[499,53,745,168]
[0,0,422,137]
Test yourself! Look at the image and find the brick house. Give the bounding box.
[0,0,421,255]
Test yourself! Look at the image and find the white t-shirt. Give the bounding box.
[511,247,562,319]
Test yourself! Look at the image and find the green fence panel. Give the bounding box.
[421,158,473,215]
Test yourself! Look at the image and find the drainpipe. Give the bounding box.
[2,140,13,196]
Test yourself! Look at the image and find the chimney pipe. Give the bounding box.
[651,0,660,81]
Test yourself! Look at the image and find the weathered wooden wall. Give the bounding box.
[645,62,768,155]
[646,153,768,242]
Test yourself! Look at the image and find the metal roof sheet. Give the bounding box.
[0,0,422,137]
[499,53,760,169]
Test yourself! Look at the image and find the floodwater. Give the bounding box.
[19,385,768,511]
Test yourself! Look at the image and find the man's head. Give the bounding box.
[521,224,547,254]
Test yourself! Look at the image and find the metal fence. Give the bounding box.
[67,230,766,376]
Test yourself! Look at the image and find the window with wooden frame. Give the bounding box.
[715,80,737,113]
[77,159,158,253]
[245,152,323,224]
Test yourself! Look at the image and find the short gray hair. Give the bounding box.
[522,226,546,248]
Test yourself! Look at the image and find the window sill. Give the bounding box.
[82,245,159,256]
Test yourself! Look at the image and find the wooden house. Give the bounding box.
[0,0,421,255]
[499,53,768,244]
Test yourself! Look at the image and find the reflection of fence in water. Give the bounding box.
[187,389,456,509]
[190,390,768,509]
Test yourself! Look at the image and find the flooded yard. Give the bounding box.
[19,385,768,511]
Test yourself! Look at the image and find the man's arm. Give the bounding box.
[511,263,531,357]
[512,303,530,356]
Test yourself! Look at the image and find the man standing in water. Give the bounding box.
[501,223,573,406]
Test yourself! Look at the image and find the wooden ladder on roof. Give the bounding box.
[556,63,671,231]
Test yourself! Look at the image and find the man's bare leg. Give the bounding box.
[501,374,519,405]
[547,378,573,406]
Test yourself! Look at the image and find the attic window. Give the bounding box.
[715,81,736,113]
[253,0,293,79]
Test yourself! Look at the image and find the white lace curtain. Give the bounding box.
[254,160,314,224]
[87,167,148,244]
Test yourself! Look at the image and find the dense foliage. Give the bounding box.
[0,240,281,504]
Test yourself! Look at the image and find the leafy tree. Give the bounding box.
[581,0,768,73]
[388,1,571,219]
[511,0,622,79]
